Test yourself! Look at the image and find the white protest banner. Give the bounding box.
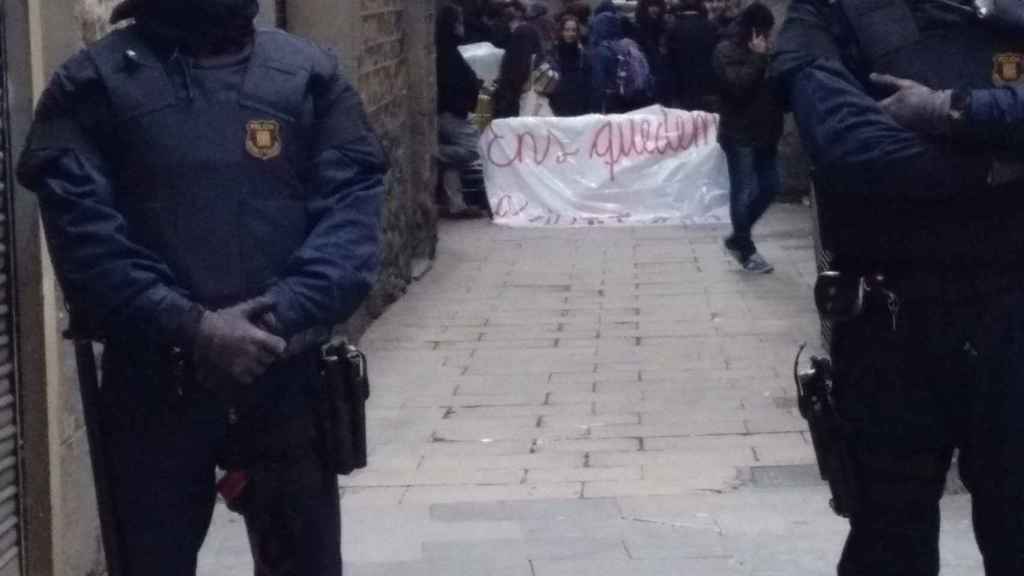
[481,106,731,227]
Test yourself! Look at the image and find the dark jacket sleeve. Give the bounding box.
[438,47,482,117]
[266,55,386,337]
[959,86,1024,153]
[770,0,982,199]
[16,50,203,345]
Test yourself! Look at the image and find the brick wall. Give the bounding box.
[287,0,439,335]
[358,0,438,321]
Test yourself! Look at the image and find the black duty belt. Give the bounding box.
[884,270,1024,304]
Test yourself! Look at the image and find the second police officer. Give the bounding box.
[16,0,386,574]
[773,0,1024,574]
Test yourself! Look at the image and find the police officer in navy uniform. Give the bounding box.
[772,0,1024,574]
[16,0,386,574]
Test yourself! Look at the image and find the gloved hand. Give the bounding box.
[194,296,287,384]
[871,73,952,135]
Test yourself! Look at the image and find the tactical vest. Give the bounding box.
[88,26,323,309]
[821,0,1024,273]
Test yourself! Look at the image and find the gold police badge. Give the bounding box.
[246,120,282,160]
[993,53,1024,87]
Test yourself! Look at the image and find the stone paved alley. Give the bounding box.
[199,205,983,575]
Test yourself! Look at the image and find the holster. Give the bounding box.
[317,336,370,475]
[794,347,859,518]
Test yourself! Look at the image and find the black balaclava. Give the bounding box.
[111,0,260,55]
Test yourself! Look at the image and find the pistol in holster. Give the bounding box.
[318,336,370,475]
[793,345,859,518]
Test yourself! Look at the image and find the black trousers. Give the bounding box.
[98,353,342,576]
[832,289,1024,576]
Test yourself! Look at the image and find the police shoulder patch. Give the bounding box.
[993,53,1024,87]
[246,120,282,160]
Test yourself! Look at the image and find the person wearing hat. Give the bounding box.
[17,1,386,574]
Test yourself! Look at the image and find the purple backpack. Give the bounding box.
[611,38,653,101]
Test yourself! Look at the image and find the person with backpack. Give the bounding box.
[589,10,626,113]
[589,8,655,114]
[713,2,783,273]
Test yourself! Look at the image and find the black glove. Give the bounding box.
[195,296,287,385]
[872,73,952,135]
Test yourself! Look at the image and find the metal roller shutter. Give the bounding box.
[0,12,23,576]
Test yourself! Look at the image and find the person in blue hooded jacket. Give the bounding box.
[16,0,386,574]
[589,5,628,113]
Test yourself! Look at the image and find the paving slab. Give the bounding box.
[198,207,984,575]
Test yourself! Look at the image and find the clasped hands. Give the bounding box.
[194,296,287,385]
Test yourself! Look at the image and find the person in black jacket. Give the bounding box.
[666,0,720,111]
[636,0,671,104]
[713,2,782,273]
[772,0,1024,573]
[461,0,495,44]
[16,1,385,574]
[550,14,593,116]
[494,23,545,118]
[437,2,486,216]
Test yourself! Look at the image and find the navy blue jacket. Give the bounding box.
[17,28,386,348]
[772,0,1024,197]
[770,0,1024,270]
[961,86,1024,152]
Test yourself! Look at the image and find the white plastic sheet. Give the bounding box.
[458,42,505,84]
[481,106,731,227]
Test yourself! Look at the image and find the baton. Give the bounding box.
[72,338,124,576]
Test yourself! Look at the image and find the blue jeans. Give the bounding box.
[721,142,781,259]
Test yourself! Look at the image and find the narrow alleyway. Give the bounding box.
[200,205,982,575]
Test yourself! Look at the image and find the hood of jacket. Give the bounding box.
[589,12,623,46]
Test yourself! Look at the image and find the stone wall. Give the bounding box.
[358,0,439,322]
[286,0,439,336]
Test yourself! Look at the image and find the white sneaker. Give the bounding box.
[740,252,774,274]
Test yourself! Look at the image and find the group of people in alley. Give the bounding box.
[15,0,1024,575]
[437,0,785,273]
